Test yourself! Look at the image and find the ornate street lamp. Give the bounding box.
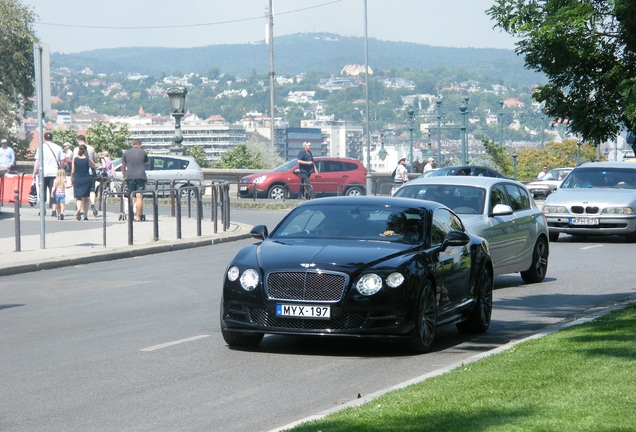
[378,132,388,162]
[436,96,443,163]
[577,138,583,165]
[407,108,414,170]
[499,100,504,147]
[459,97,469,165]
[512,152,518,180]
[167,87,188,155]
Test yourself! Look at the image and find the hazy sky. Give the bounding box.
[22,0,516,54]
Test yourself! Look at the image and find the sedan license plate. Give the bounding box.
[239,186,248,191]
[276,304,330,319]
[569,217,599,226]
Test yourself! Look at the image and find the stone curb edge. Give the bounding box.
[0,232,252,277]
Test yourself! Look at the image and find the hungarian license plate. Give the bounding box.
[239,186,248,191]
[276,304,330,319]
[569,217,599,226]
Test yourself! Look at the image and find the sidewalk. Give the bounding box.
[0,205,253,276]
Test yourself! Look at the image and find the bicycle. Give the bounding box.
[301,183,314,200]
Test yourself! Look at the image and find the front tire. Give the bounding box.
[521,237,549,283]
[405,280,437,354]
[220,300,264,347]
[268,185,287,200]
[457,266,493,333]
[344,186,364,197]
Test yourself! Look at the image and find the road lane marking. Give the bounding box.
[581,244,604,250]
[140,334,211,352]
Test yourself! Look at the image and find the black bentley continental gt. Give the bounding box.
[220,196,494,353]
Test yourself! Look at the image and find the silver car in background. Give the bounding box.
[542,161,636,242]
[393,176,549,283]
[111,154,204,198]
[526,167,573,199]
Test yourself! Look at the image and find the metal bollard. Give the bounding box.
[14,188,21,252]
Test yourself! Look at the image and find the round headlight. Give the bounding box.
[227,266,240,282]
[253,175,267,184]
[386,272,404,288]
[239,269,260,291]
[356,274,383,296]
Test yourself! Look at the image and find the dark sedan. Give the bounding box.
[220,196,494,353]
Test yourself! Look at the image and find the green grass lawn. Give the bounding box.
[288,303,636,432]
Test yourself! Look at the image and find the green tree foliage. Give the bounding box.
[186,145,209,168]
[483,138,600,182]
[212,143,263,169]
[52,130,80,148]
[487,1,636,150]
[84,122,131,158]
[0,0,38,144]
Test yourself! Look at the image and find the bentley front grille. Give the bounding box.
[266,271,347,302]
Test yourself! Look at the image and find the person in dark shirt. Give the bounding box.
[121,139,149,221]
[297,141,318,198]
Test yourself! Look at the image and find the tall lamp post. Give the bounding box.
[436,96,443,163]
[363,0,372,195]
[407,109,414,171]
[167,87,187,155]
[512,152,518,180]
[499,100,504,147]
[459,97,469,165]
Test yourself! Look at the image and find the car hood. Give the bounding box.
[546,188,636,206]
[257,239,411,272]
[527,180,557,187]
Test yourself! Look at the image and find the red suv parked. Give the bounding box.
[238,157,367,199]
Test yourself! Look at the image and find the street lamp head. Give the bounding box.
[407,108,414,117]
[166,87,188,114]
[378,144,388,161]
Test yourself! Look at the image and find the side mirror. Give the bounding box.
[489,204,514,217]
[441,230,470,250]
[250,225,268,240]
[293,169,301,174]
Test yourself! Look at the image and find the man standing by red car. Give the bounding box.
[297,141,318,199]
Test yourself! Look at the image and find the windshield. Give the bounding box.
[271,204,427,244]
[560,167,636,189]
[272,159,299,172]
[393,184,485,214]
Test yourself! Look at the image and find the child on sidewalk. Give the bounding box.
[51,169,68,220]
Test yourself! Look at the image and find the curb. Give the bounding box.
[0,231,252,277]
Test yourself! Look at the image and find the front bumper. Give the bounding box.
[545,214,636,236]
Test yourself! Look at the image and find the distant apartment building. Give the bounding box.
[286,128,325,161]
[301,117,363,160]
[112,113,246,161]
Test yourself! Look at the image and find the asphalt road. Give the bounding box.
[1,229,635,431]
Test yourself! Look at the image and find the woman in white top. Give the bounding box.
[394,158,408,184]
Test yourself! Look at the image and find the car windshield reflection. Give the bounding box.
[272,204,426,244]
[560,168,636,189]
[393,185,485,215]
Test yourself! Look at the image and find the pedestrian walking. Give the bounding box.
[95,150,113,206]
[121,139,148,222]
[297,141,317,199]
[393,157,408,184]
[62,142,73,175]
[71,144,96,220]
[75,135,99,216]
[0,138,16,172]
[50,169,68,220]
[423,157,435,173]
[33,132,64,216]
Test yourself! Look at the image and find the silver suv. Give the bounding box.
[111,154,204,197]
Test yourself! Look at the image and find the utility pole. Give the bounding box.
[267,0,275,152]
